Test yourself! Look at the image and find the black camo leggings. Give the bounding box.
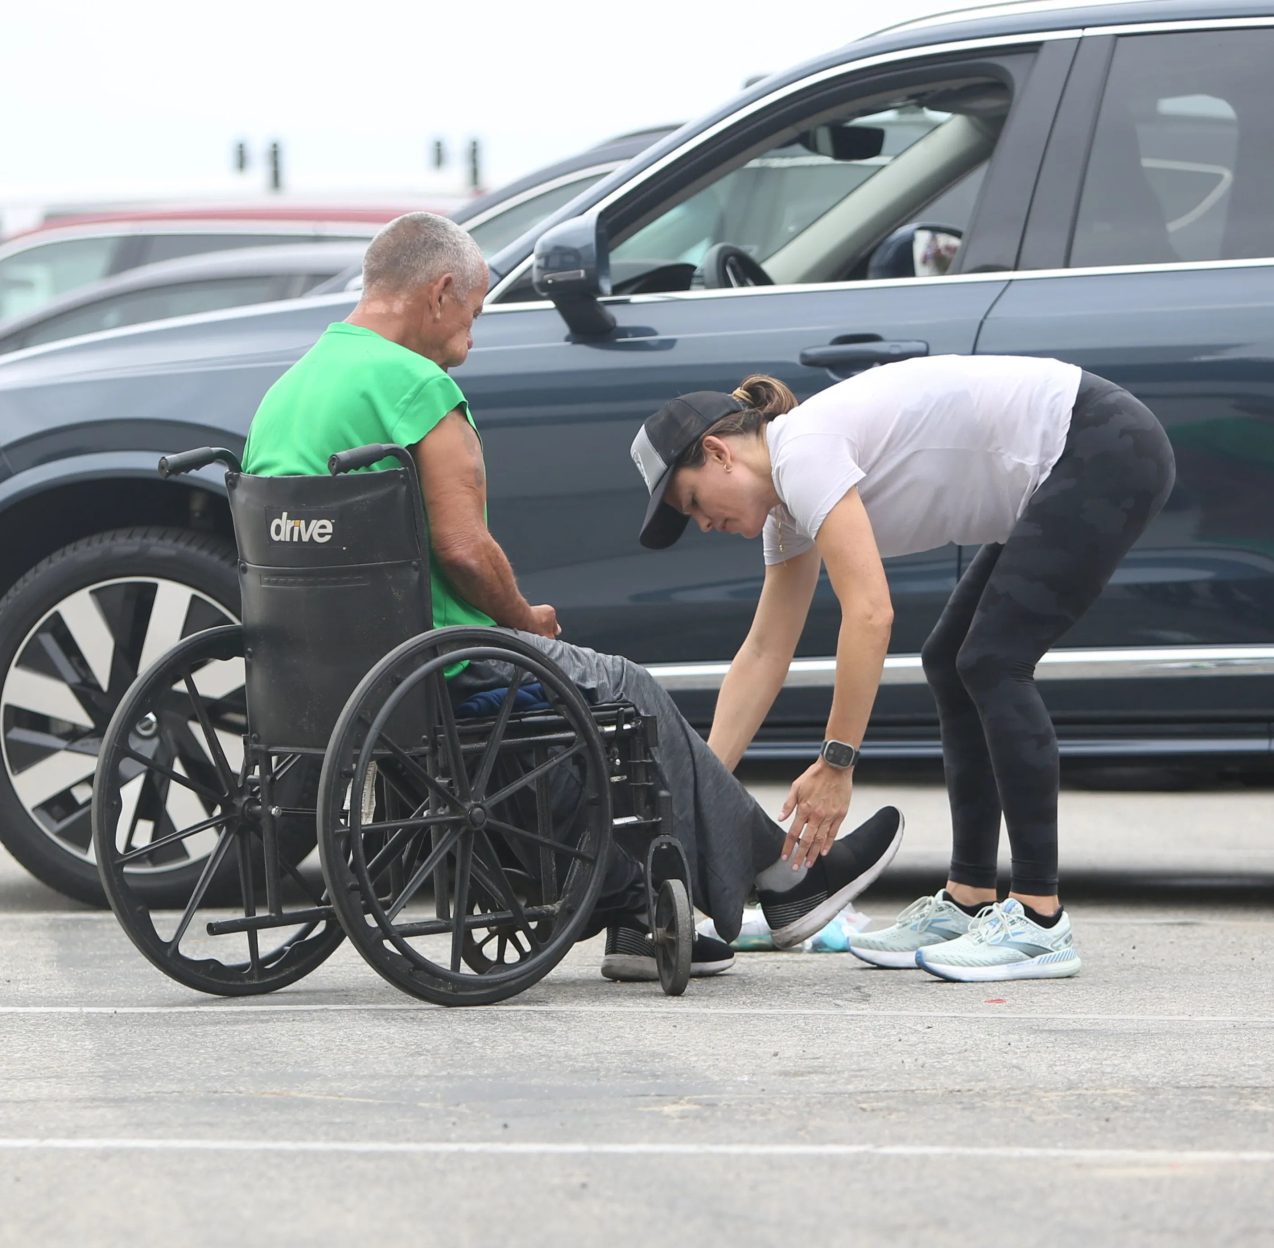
[921,372,1176,896]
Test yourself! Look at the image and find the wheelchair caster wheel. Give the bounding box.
[653,877,692,996]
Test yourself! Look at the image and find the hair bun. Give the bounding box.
[732,374,797,419]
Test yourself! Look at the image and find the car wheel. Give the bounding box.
[0,527,240,905]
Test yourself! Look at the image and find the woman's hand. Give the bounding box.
[779,760,854,870]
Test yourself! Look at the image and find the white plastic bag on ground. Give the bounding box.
[697,902,871,953]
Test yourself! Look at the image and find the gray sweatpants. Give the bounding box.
[449,630,785,943]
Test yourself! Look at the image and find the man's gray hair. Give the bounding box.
[362,212,487,296]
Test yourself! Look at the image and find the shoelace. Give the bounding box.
[967,901,1027,945]
[897,892,943,931]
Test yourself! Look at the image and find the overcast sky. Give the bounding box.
[1,0,992,222]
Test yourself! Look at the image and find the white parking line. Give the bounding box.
[1,1003,1270,1024]
[0,1138,1270,1164]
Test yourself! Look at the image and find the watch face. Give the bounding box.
[823,740,856,768]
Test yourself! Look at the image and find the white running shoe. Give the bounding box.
[916,898,1081,982]
[847,890,974,968]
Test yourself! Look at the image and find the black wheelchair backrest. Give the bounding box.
[227,462,432,751]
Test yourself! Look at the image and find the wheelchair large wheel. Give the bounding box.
[317,627,612,1007]
[92,625,345,995]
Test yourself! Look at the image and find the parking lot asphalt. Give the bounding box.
[1,767,1271,1247]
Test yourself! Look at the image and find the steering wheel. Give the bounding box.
[699,243,774,289]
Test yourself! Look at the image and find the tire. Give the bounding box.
[654,878,692,997]
[317,627,613,1007]
[93,625,344,995]
[0,527,239,906]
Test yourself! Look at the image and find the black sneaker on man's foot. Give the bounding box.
[759,806,905,950]
[600,923,735,982]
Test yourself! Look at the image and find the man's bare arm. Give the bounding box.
[412,410,558,637]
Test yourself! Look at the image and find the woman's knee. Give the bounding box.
[921,630,962,692]
[955,637,1035,702]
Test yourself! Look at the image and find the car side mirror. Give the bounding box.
[797,122,885,161]
[532,215,616,337]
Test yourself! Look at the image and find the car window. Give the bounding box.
[605,80,1010,292]
[467,171,610,257]
[15,275,283,348]
[0,236,122,320]
[615,108,942,268]
[1070,29,1273,267]
[140,233,328,264]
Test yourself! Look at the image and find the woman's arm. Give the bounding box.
[780,488,893,867]
[708,546,821,772]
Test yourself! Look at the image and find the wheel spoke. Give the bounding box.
[471,672,526,799]
[378,734,466,815]
[136,582,196,678]
[9,747,98,810]
[157,757,222,861]
[166,717,231,800]
[383,823,464,921]
[485,741,585,808]
[2,666,94,729]
[484,815,596,863]
[246,823,327,908]
[54,587,116,692]
[182,673,237,792]
[353,810,464,836]
[471,830,544,949]
[118,746,223,804]
[362,824,420,885]
[166,825,235,951]
[430,669,471,800]
[116,810,231,865]
[236,820,261,977]
[450,835,474,973]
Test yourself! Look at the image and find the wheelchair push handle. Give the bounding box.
[158,447,243,478]
[327,443,417,476]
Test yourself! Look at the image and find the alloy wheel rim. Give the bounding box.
[1,575,239,873]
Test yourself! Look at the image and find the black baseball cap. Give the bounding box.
[630,391,744,549]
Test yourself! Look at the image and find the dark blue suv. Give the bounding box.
[0,0,1271,903]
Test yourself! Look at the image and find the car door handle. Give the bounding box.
[798,339,930,370]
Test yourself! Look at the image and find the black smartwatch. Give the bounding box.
[820,738,859,770]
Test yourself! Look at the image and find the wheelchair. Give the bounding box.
[89,443,694,1006]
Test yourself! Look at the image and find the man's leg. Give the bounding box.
[446,656,646,940]
[503,631,902,945]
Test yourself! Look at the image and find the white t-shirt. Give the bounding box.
[762,355,1082,564]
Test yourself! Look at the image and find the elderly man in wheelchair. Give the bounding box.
[90,213,902,1007]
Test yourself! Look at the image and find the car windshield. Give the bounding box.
[466,171,611,258]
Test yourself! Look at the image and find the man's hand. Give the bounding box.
[526,604,561,639]
[779,760,854,870]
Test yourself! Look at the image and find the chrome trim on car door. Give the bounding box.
[646,646,1274,691]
